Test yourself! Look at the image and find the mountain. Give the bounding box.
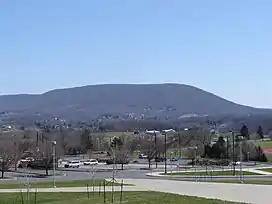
[0,84,271,121]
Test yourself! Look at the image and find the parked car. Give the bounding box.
[27,158,53,169]
[83,159,98,166]
[170,158,178,162]
[155,157,166,162]
[60,159,69,166]
[232,161,241,166]
[64,161,80,168]
[106,159,129,165]
[138,154,148,159]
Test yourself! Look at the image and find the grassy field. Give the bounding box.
[165,170,260,176]
[254,140,272,161]
[257,168,272,173]
[0,179,125,189]
[256,140,272,148]
[0,192,245,204]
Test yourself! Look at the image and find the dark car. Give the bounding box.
[155,157,166,162]
[170,158,178,162]
[27,158,53,169]
[106,159,129,165]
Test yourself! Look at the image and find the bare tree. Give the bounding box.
[137,136,157,168]
[108,135,138,170]
[0,139,16,178]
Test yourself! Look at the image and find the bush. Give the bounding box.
[187,159,229,166]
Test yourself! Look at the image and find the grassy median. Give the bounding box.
[165,170,260,176]
[0,179,126,189]
[257,168,272,173]
[0,192,246,204]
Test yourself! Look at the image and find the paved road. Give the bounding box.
[2,162,272,184]
[0,178,271,204]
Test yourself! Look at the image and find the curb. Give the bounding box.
[146,172,272,178]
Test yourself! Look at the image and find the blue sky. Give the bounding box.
[0,0,271,108]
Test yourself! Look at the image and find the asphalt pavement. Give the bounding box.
[2,161,272,184]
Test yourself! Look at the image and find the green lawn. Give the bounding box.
[165,170,260,176]
[0,192,245,204]
[254,140,272,161]
[0,179,125,189]
[257,168,272,173]
[257,140,272,148]
[196,180,272,185]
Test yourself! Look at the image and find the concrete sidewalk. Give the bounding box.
[120,179,271,204]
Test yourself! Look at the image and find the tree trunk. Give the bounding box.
[148,159,151,169]
[14,158,18,172]
[1,163,4,178]
[45,158,49,176]
[45,162,49,176]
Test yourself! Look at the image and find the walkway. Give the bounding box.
[0,178,271,204]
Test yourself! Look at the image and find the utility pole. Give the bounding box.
[194,147,197,181]
[231,131,236,176]
[154,132,157,168]
[52,140,57,188]
[178,132,181,158]
[226,136,229,160]
[239,140,243,183]
[164,132,167,174]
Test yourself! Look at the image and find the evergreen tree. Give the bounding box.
[80,129,93,152]
[240,124,249,140]
[257,126,264,139]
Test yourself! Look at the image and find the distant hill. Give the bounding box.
[0,84,271,121]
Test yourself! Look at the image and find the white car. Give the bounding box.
[83,159,98,166]
[232,161,241,166]
[64,161,80,168]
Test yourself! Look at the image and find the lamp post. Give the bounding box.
[164,131,167,174]
[231,131,236,176]
[170,152,173,179]
[52,140,57,188]
[194,146,197,181]
[226,136,229,160]
[154,131,157,169]
[238,137,243,183]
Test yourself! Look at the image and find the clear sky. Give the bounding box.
[0,0,271,108]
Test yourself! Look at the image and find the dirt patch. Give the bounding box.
[263,148,272,154]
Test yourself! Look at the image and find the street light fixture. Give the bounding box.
[230,131,236,176]
[145,130,160,168]
[52,140,57,188]
[237,135,244,183]
[162,129,176,174]
[194,146,197,181]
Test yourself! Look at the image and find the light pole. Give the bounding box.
[52,140,57,188]
[231,131,236,176]
[170,152,173,179]
[154,131,157,169]
[194,146,197,181]
[164,131,167,174]
[239,138,243,183]
[178,132,181,158]
[226,136,229,160]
